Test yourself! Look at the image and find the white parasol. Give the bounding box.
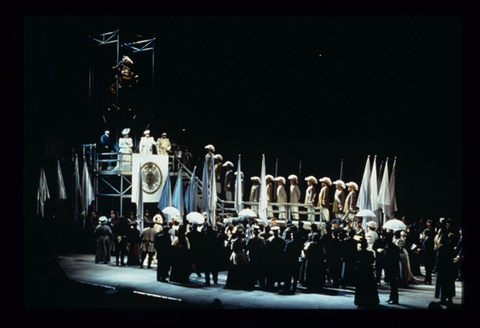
[238,208,257,217]
[186,212,205,224]
[383,218,407,231]
[356,209,376,217]
[162,206,180,217]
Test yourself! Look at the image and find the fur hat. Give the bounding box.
[346,182,359,191]
[214,154,223,161]
[251,176,261,183]
[320,177,332,186]
[305,176,318,184]
[265,174,275,182]
[223,161,234,168]
[333,180,346,189]
[274,176,286,184]
[205,144,215,152]
[288,174,298,181]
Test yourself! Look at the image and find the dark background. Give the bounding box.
[24,16,461,225]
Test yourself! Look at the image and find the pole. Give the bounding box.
[339,159,344,181]
[274,158,279,202]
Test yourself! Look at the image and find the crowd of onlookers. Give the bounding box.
[86,209,463,307]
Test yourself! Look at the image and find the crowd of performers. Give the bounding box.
[87,207,463,308]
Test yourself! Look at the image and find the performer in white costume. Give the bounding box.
[139,130,155,155]
[288,174,301,220]
[317,177,332,222]
[275,176,287,219]
[115,128,133,170]
[156,132,171,156]
[304,176,317,221]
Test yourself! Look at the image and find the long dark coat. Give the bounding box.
[434,242,456,300]
[354,249,380,308]
[94,224,112,263]
[154,229,174,281]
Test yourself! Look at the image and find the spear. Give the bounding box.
[339,159,344,180]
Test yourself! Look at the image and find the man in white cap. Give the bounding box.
[266,175,275,218]
[275,177,287,219]
[214,154,223,196]
[223,161,235,201]
[156,132,171,156]
[332,180,346,219]
[317,177,332,222]
[344,182,359,224]
[139,130,156,155]
[304,176,317,221]
[289,175,301,220]
[249,176,260,211]
[115,128,133,170]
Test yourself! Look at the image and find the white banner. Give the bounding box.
[132,154,169,203]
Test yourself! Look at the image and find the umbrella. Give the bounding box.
[383,218,407,231]
[186,212,204,224]
[356,209,376,217]
[238,208,257,217]
[162,206,180,217]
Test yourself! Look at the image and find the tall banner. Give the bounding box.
[132,154,169,203]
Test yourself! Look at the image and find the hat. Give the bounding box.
[346,182,359,191]
[288,174,298,181]
[99,216,107,224]
[320,177,332,186]
[205,144,215,152]
[333,180,346,189]
[144,130,150,135]
[271,225,280,231]
[122,128,130,135]
[251,176,261,183]
[265,174,274,182]
[223,161,234,168]
[173,217,181,223]
[274,176,286,184]
[305,176,318,184]
[162,132,167,136]
[367,221,377,229]
[214,154,223,161]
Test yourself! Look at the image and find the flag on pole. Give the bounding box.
[377,158,391,226]
[73,155,82,223]
[370,155,379,212]
[56,158,67,201]
[389,157,398,219]
[184,166,198,214]
[209,155,217,227]
[157,171,172,214]
[234,155,244,214]
[259,154,268,224]
[172,168,185,223]
[356,155,371,211]
[136,162,144,232]
[368,155,379,229]
[36,165,50,218]
[81,158,95,217]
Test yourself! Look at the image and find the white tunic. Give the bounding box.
[139,137,155,155]
[118,137,133,154]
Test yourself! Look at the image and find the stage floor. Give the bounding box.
[52,253,464,310]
